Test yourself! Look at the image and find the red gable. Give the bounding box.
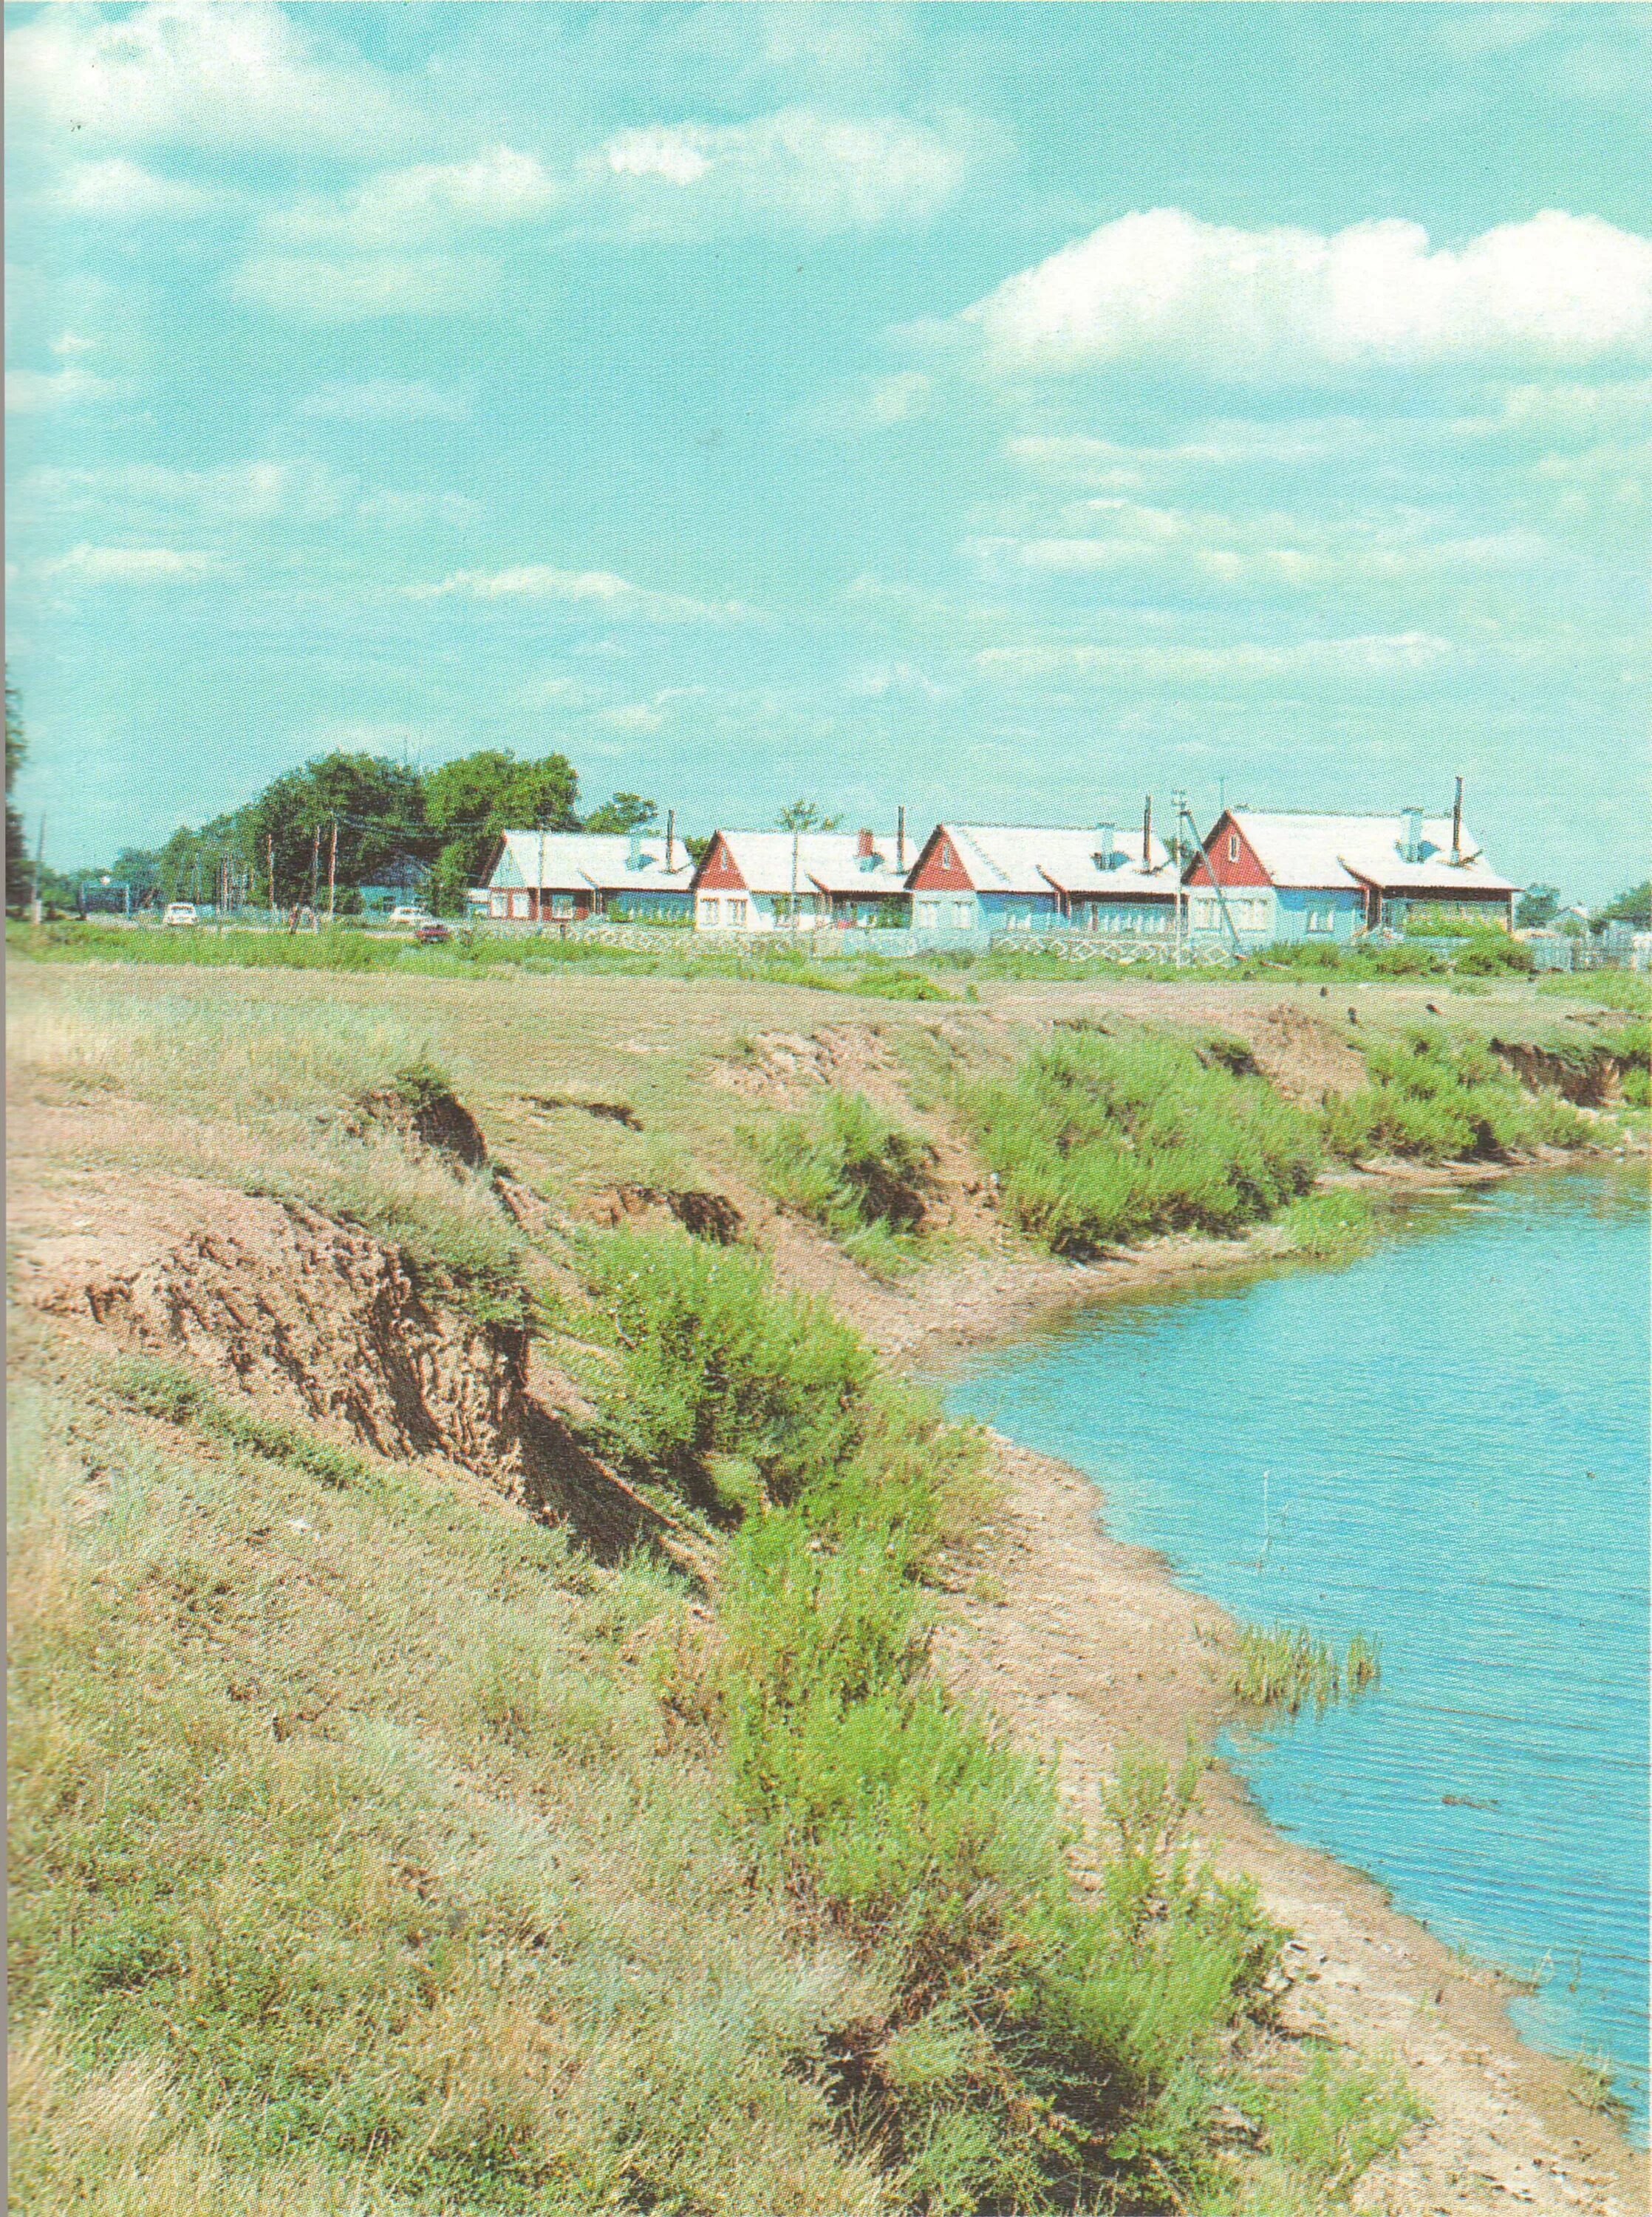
[692,834,747,892]
[907,826,975,891]
[1184,812,1272,889]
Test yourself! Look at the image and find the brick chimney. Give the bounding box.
[857,827,875,859]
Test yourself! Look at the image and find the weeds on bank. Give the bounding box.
[963,1029,1322,1255]
[6,984,527,1304]
[1277,1191,1382,1260]
[110,1354,372,1488]
[758,1089,936,1276]
[1230,1626,1383,1717]
[1325,1026,1589,1162]
[1537,971,1651,1014]
[570,1226,1417,2211]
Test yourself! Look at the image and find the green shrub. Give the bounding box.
[1537,970,1651,1013]
[1324,1026,1589,1162]
[577,1229,873,1505]
[965,1029,1322,1256]
[1277,1190,1380,1260]
[760,1089,935,1270]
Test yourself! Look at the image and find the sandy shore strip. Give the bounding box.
[853,1173,1648,2214]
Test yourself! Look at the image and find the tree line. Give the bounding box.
[32,743,681,917]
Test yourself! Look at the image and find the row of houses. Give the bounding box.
[472,790,1519,951]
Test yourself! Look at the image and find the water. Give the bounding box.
[932,1169,1650,2131]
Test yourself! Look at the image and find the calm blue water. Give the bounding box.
[933,1170,1650,2131]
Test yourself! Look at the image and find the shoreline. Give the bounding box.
[857,1151,1647,2213]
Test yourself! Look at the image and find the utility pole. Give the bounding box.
[327,817,338,924]
[309,825,321,929]
[31,812,46,925]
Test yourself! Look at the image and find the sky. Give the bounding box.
[5,1,1650,899]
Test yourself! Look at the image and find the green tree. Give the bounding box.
[246,754,428,909]
[582,791,657,834]
[1515,884,1560,929]
[6,672,29,904]
[776,799,842,833]
[1594,880,1651,931]
[422,748,580,913]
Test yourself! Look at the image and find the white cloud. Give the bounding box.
[977,632,1458,682]
[866,371,933,425]
[966,503,1554,591]
[406,565,748,623]
[6,367,123,414]
[24,460,349,524]
[847,660,950,700]
[22,460,479,537]
[962,208,1652,375]
[355,489,481,531]
[44,158,225,218]
[6,3,420,155]
[36,544,226,585]
[592,107,980,236]
[298,381,467,421]
[268,147,559,249]
[595,702,666,732]
[231,253,497,321]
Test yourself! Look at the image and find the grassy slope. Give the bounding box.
[10,952,1634,2213]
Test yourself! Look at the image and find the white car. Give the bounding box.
[386,905,430,929]
[162,902,198,927]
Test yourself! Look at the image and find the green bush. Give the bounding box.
[965,1029,1322,1256]
[760,1089,935,1272]
[1324,1026,1588,1163]
[1277,1191,1380,1260]
[578,1229,873,1505]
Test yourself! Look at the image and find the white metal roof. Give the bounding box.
[490,831,695,893]
[699,831,910,897]
[1219,811,1518,895]
[936,824,1177,899]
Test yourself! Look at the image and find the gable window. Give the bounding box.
[1226,832,1240,864]
[940,842,953,870]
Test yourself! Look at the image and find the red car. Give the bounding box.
[414,920,452,944]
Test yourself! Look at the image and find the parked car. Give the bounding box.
[414,919,452,944]
[162,902,198,927]
[386,905,429,929]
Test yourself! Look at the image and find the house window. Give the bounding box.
[917,899,939,929]
[490,891,506,919]
[550,893,574,919]
[1306,907,1333,934]
[727,898,748,925]
[952,899,973,928]
[509,890,530,919]
[699,898,720,926]
[1226,833,1240,864]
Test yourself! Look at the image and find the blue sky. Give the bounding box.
[6,2,1649,897]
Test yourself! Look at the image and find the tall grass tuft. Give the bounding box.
[1324,1024,1590,1163]
[1230,1624,1383,1716]
[759,1089,935,1273]
[1277,1190,1381,1260]
[964,1028,1322,1255]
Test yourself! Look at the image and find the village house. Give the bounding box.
[905,817,1178,937]
[475,829,694,923]
[1181,794,1519,950]
[691,828,911,930]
